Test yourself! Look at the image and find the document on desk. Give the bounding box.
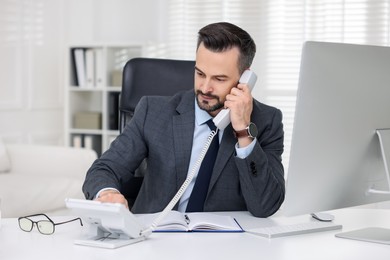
[137,211,243,232]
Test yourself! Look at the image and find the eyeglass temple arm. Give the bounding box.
[54,217,83,226]
[19,214,83,226]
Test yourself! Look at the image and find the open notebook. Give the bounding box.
[137,210,243,232]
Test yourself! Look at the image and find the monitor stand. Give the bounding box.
[336,227,390,245]
[367,129,390,195]
[337,129,390,245]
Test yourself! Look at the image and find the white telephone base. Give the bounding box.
[74,235,146,249]
[65,198,149,249]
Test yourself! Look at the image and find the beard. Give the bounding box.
[195,90,224,113]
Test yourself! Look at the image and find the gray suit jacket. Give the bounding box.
[83,90,285,217]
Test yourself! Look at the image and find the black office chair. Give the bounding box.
[119,57,195,205]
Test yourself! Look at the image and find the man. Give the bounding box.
[83,22,285,217]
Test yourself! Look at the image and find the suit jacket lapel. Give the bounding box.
[209,124,236,192]
[173,91,195,190]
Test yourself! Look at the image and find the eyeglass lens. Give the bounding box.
[19,218,54,235]
[19,218,33,232]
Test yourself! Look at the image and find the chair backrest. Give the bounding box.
[118,57,195,206]
[119,57,195,132]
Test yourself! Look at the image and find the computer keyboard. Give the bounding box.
[246,221,342,238]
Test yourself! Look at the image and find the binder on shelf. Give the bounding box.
[70,50,78,86]
[72,134,83,148]
[73,48,87,87]
[85,49,95,88]
[72,134,102,155]
[74,112,102,130]
[84,134,102,155]
[95,48,104,87]
[108,92,120,130]
[83,135,93,150]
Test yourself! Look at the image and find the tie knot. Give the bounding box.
[206,119,217,131]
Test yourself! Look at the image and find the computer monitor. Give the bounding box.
[283,41,390,216]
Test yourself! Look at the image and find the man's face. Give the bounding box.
[194,43,241,117]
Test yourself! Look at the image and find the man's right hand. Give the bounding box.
[95,189,129,209]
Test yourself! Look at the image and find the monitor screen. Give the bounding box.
[283,41,390,216]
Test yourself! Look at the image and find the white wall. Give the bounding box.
[64,0,168,44]
[0,0,167,145]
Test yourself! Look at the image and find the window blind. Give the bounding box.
[158,0,390,175]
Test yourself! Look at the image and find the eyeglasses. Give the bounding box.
[18,213,83,235]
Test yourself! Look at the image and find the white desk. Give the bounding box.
[0,208,389,260]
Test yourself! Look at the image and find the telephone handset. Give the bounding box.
[213,70,258,130]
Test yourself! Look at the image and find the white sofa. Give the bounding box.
[0,142,97,218]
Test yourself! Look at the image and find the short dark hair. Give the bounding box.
[197,22,256,74]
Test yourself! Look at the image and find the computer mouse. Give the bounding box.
[311,212,335,222]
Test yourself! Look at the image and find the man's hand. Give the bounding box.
[225,83,253,129]
[96,189,129,209]
[225,83,254,147]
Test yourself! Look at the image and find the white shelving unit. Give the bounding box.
[64,44,143,156]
